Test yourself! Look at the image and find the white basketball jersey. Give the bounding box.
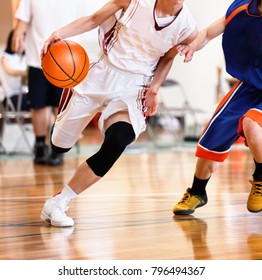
[98,0,196,76]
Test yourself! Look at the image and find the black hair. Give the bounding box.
[4,30,25,55]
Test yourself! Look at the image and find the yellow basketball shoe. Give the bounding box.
[173,188,207,215]
[247,180,262,213]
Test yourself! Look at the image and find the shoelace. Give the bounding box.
[54,197,69,215]
[179,192,191,204]
[250,181,262,196]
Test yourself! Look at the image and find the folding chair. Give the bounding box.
[147,79,209,147]
[0,59,33,155]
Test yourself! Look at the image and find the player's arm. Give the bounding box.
[144,27,198,116]
[12,19,28,53]
[177,16,226,62]
[144,47,179,116]
[41,0,131,56]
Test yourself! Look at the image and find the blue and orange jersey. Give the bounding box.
[222,0,262,89]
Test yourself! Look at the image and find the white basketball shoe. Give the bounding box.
[40,196,74,227]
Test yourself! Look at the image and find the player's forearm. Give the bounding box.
[191,29,210,51]
[193,17,226,52]
[54,16,97,39]
[151,57,174,91]
[54,1,124,39]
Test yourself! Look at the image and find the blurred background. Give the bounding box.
[0,0,236,151]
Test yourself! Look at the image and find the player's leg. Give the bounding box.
[50,88,99,152]
[31,108,50,164]
[40,89,103,226]
[41,111,135,227]
[46,83,65,166]
[65,111,135,193]
[41,63,148,226]
[173,82,257,215]
[173,158,218,215]
[61,90,145,195]
[242,112,262,212]
[28,67,56,164]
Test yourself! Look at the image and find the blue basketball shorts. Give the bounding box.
[196,81,262,162]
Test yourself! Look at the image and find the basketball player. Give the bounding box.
[40,0,197,227]
[173,0,262,215]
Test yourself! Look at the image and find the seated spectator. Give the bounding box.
[0,30,30,111]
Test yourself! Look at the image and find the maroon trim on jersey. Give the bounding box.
[58,88,73,114]
[101,21,117,54]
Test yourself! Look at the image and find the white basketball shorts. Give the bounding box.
[52,56,152,149]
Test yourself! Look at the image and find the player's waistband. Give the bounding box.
[95,52,153,86]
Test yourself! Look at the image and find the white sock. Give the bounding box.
[57,185,78,203]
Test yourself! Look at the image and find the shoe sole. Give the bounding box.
[173,202,207,215]
[173,209,195,215]
[247,207,262,213]
[40,212,74,227]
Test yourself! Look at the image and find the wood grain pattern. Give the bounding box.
[0,130,261,260]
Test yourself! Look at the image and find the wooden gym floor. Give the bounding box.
[0,127,262,260]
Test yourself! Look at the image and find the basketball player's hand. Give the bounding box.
[176,44,194,63]
[41,32,62,59]
[145,90,158,116]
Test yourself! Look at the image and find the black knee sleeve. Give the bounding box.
[51,142,71,154]
[86,121,135,177]
[50,124,71,154]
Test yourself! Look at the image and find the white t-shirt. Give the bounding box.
[154,10,176,28]
[0,53,27,100]
[15,0,90,68]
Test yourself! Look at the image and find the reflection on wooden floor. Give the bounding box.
[0,130,262,260]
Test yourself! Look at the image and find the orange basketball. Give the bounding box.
[42,40,89,88]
